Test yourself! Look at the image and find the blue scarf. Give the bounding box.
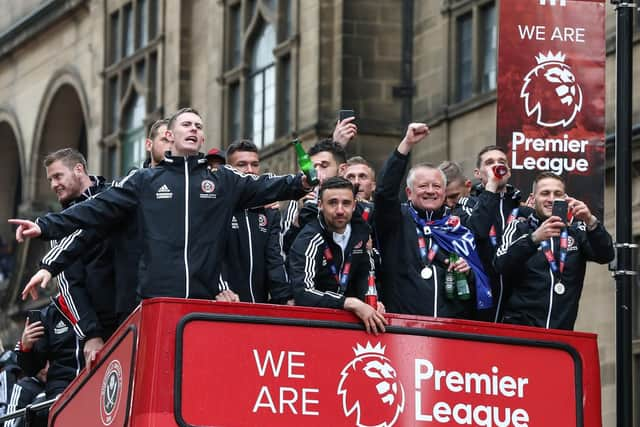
[409,206,493,310]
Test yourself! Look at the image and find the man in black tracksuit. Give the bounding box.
[375,124,479,319]
[33,149,117,365]
[0,352,21,418]
[288,177,386,334]
[16,302,84,399]
[25,119,173,323]
[454,145,534,322]
[220,140,291,303]
[495,172,614,330]
[12,108,311,301]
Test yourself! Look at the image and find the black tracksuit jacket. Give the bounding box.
[455,185,534,322]
[35,154,309,300]
[38,176,117,340]
[16,302,84,399]
[495,216,614,330]
[2,376,44,427]
[288,215,373,309]
[220,207,291,303]
[374,150,474,319]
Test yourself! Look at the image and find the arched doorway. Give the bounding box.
[33,83,88,211]
[0,121,22,287]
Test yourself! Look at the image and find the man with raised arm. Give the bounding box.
[10,108,312,302]
[374,123,492,318]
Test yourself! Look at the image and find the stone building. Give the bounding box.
[0,1,637,424]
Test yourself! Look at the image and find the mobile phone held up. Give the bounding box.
[552,199,568,224]
[27,309,42,325]
[338,109,355,122]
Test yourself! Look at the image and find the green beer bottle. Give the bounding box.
[292,139,319,186]
[449,253,471,300]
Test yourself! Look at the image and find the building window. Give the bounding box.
[456,13,473,102]
[452,1,496,103]
[480,3,497,92]
[222,0,296,149]
[103,0,162,178]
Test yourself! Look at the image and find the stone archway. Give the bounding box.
[0,121,22,286]
[32,83,88,211]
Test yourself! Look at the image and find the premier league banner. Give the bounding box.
[497,0,606,218]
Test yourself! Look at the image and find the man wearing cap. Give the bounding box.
[206,147,226,170]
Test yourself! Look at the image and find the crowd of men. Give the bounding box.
[2,107,614,418]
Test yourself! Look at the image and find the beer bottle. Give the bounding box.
[445,265,456,300]
[449,253,471,300]
[365,273,378,309]
[292,139,319,186]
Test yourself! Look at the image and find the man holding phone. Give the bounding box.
[494,172,614,330]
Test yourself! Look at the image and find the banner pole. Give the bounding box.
[611,2,635,427]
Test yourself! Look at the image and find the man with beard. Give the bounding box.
[495,172,613,330]
[374,123,492,318]
[288,177,386,334]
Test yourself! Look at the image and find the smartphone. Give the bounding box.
[27,309,42,324]
[552,199,568,223]
[338,109,355,122]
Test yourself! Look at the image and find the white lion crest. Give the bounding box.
[520,51,583,128]
[337,342,405,427]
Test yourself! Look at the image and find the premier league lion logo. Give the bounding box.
[520,51,583,128]
[337,342,405,427]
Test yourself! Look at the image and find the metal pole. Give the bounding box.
[611,2,635,426]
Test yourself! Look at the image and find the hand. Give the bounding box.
[22,269,53,301]
[485,165,511,193]
[264,201,280,210]
[21,318,45,351]
[448,257,471,275]
[398,123,430,154]
[300,174,314,191]
[376,301,386,314]
[216,289,240,302]
[8,219,42,243]
[531,216,564,243]
[566,196,593,224]
[286,299,295,306]
[524,193,535,208]
[344,297,387,335]
[333,117,358,147]
[83,337,104,366]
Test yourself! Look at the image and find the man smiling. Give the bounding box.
[495,172,614,330]
[374,124,491,319]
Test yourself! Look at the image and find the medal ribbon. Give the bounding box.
[322,244,353,292]
[489,207,519,248]
[409,208,440,270]
[539,228,568,281]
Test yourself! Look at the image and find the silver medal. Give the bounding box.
[554,282,565,295]
[421,267,433,280]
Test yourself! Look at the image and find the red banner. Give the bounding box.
[497,0,606,218]
[178,318,581,427]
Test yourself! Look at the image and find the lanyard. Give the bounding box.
[408,207,440,268]
[489,207,519,247]
[540,228,568,280]
[323,244,353,292]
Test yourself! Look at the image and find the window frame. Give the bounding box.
[221,0,298,154]
[449,0,497,106]
[102,0,164,178]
